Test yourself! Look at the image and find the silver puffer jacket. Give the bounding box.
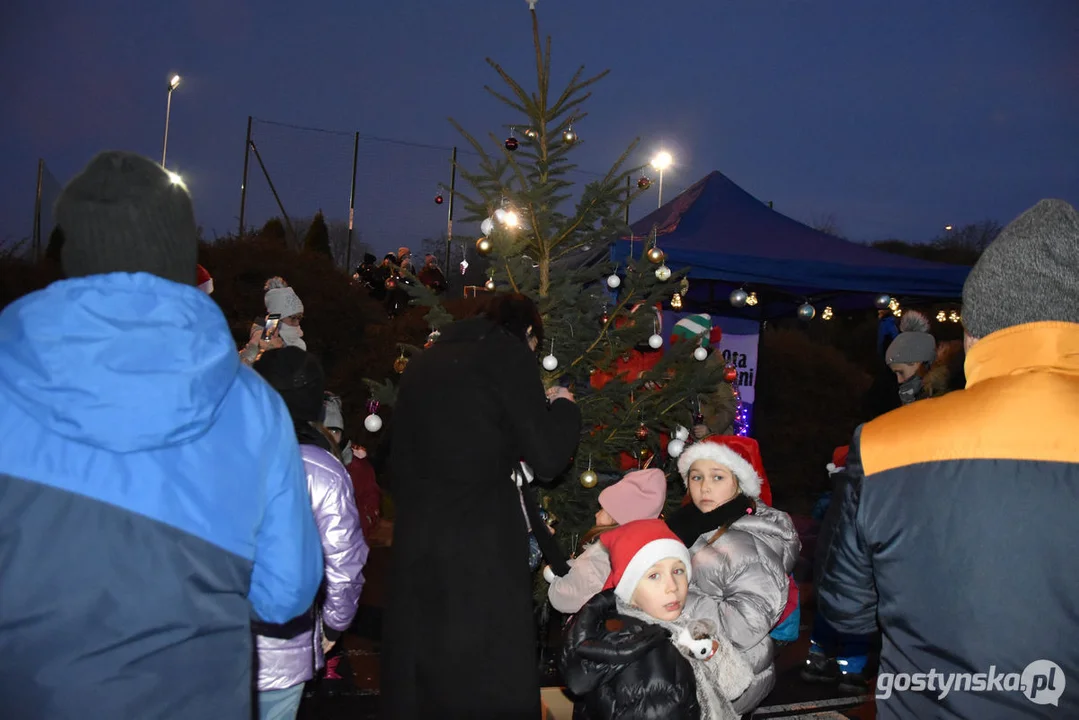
[688,502,800,715]
[256,444,368,691]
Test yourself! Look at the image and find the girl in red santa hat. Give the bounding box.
[665,437,800,716]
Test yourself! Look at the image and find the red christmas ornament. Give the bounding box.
[600,311,609,325]
[634,423,649,441]
[435,193,444,205]
[637,176,652,190]
[505,137,519,151]
[724,365,738,384]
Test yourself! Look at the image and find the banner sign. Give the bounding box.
[662,312,761,433]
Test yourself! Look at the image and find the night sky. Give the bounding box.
[3,0,1077,258]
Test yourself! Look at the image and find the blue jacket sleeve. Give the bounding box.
[816,426,879,636]
[248,398,324,623]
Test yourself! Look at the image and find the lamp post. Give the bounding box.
[651,151,672,208]
[162,74,181,167]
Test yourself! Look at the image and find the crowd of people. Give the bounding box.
[0,147,1075,720]
[352,246,448,317]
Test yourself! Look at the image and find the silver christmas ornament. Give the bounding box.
[730,288,748,308]
[798,302,817,321]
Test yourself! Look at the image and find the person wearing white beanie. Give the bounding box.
[240,277,306,365]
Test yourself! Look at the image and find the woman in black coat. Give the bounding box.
[381,294,582,720]
[560,590,701,720]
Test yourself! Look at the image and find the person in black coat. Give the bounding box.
[381,293,582,720]
[561,590,701,720]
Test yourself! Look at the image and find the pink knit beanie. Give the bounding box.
[598,469,667,525]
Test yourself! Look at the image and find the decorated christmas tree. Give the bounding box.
[367,5,735,557]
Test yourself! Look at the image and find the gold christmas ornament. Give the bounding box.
[646,246,665,264]
[485,278,496,292]
[562,127,577,145]
[670,292,683,309]
[579,469,598,488]
[476,236,493,256]
[393,351,409,374]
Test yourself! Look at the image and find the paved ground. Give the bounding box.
[297,522,879,719]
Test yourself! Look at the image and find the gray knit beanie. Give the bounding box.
[886,310,936,365]
[962,199,1079,338]
[55,151,197,285]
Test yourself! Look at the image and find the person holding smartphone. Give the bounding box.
[241,277,305,365]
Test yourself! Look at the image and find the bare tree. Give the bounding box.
[808,211,844,238]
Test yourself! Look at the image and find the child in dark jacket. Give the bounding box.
[560,520,752,720]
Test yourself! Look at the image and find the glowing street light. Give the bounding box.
[650,151,673,208]
[162,74,182,167]
[944,225,954,231]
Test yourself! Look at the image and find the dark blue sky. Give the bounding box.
[3,0,1077,257]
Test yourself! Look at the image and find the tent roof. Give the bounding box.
[615,171,970,298]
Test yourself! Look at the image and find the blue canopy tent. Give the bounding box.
[613,171,971,318]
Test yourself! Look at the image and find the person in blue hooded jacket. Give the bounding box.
[0,151,324,719]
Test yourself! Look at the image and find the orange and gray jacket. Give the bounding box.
[817,322,1079,719]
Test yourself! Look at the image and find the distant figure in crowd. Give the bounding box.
[819,199,1079,719]
[396,246,414,274]
[0,151,322,719]
[418,253,448,293]
[241,276,306,365]
[383,293,581,719]
[253,348,368,720]
[324,392,383,538]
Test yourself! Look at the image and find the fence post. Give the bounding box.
[445,146,457,271]
[346,131,359,271]
[33,159,44,261]
[238,116,252,238]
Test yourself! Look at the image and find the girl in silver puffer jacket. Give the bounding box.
[667,437,800,716]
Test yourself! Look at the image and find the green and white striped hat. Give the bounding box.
[670,313,722,348]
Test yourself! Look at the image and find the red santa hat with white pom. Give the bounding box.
[196,265,213,294]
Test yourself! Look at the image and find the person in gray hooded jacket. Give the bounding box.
[667,436,800,715]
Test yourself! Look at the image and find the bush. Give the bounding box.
[754,327,871,513]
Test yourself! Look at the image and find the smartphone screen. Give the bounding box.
[262,314,281,342]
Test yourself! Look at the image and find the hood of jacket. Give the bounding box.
[0,272,240,453]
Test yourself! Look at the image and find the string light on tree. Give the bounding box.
[731,386,750,437]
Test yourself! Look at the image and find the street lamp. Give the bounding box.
[162,74,181,167]
[651,151,673,208]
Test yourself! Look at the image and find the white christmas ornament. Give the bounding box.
[667,438,685,458]
[480,217,494,236]
[693,346,708,361]
[363,414,383,433]
[459,259,470,275]
[606,274,621,289]
[648,333,663,349]
[655,264,672,281]
[542,354,559,371]
[674,425,690,442]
